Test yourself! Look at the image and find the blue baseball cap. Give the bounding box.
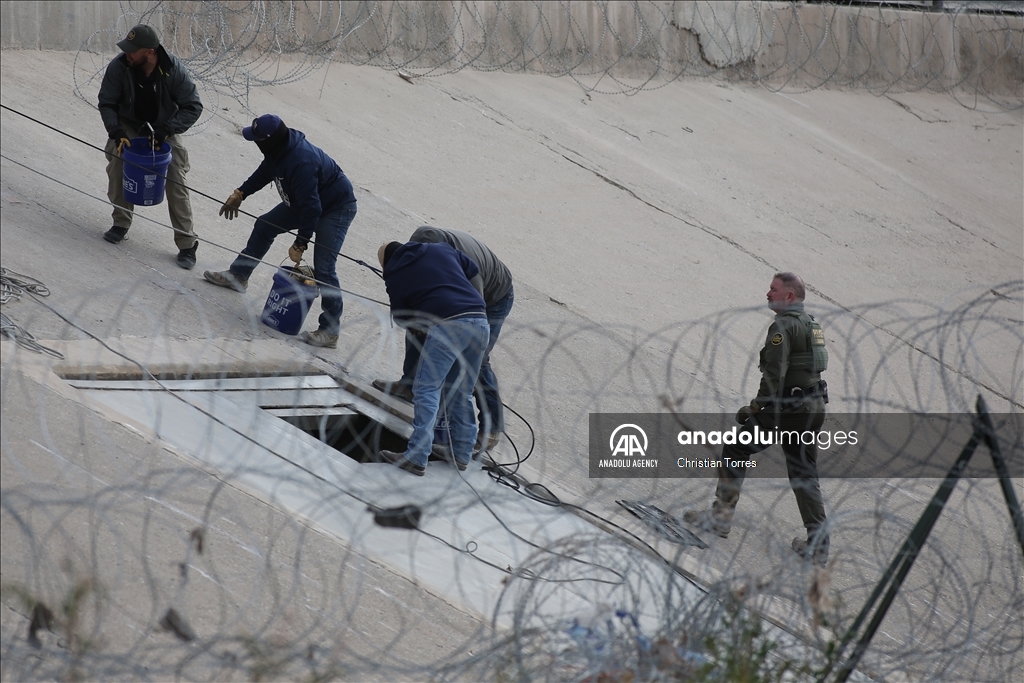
[242,114,283,141]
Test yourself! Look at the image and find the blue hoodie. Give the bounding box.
[238,129,356,241]
[383,242,485,328]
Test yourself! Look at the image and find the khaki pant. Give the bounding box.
[105,126,196,250]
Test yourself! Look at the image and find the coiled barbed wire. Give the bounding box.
[70,0,1023,123]
[1,276,1020,682]
[2,2,1021,681]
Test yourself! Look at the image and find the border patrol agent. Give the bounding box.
[684,272,831,565]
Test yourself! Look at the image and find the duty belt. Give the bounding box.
[782,379,829,406]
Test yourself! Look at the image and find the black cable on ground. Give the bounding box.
[482,401,535,473]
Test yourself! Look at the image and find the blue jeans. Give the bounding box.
[230,202,357,334]
[477,286,513,433]
[405,316,489,467]
[401,286,513,435]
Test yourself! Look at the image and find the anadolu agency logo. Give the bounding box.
[610,423,647,456]
[599,424,658,469]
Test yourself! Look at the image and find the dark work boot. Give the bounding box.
[372,378,413,402]
[176,242,198,270]
[376,450,426,477]
[104,226,129,244]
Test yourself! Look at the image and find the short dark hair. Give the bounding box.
[773,272,805,300]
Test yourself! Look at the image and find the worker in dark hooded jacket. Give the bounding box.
[204,114,358,349]
[373,225,513,454]
[375,241,489,476]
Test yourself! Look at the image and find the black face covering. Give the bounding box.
[255,122,290,157]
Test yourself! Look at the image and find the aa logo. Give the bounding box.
[609,424,648,457]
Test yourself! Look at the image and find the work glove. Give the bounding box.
[288,237,309,264]
[111,128,131,156]
[219,189,244,220]
[735,402,761,425]
[151,122,174,148]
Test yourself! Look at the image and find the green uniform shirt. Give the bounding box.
[755,303,823,409]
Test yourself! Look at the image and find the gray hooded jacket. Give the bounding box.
[410,226,512,306]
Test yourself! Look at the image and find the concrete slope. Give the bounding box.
[1,49,1021,681]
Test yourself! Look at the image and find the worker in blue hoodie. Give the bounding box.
[203,114,358,349]
[375,241,489,476]
[373,225,514,455]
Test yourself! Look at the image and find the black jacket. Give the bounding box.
[98,46,202,136]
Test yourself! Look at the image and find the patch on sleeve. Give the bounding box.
[771,333,784,346]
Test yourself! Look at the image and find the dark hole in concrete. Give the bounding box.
[272,408,409,464]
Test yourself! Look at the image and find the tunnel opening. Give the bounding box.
[266,407,410,464]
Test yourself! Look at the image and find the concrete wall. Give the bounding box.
[1,0,1020,97]
[0,0,158,52]
[754,2,1024,94]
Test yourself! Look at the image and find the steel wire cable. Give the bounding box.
[0,267,64,359]
[0,104,385,280]
[0,152,389,308]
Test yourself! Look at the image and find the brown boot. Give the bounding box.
[300,329,339,349]
[792,536,830,567]
[203,270,247,292]
[683,503,733,538]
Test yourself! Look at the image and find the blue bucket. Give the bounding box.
[260,266,319,335]
[122,137,172,206]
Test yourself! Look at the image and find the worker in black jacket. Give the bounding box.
[98,24,203,269]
